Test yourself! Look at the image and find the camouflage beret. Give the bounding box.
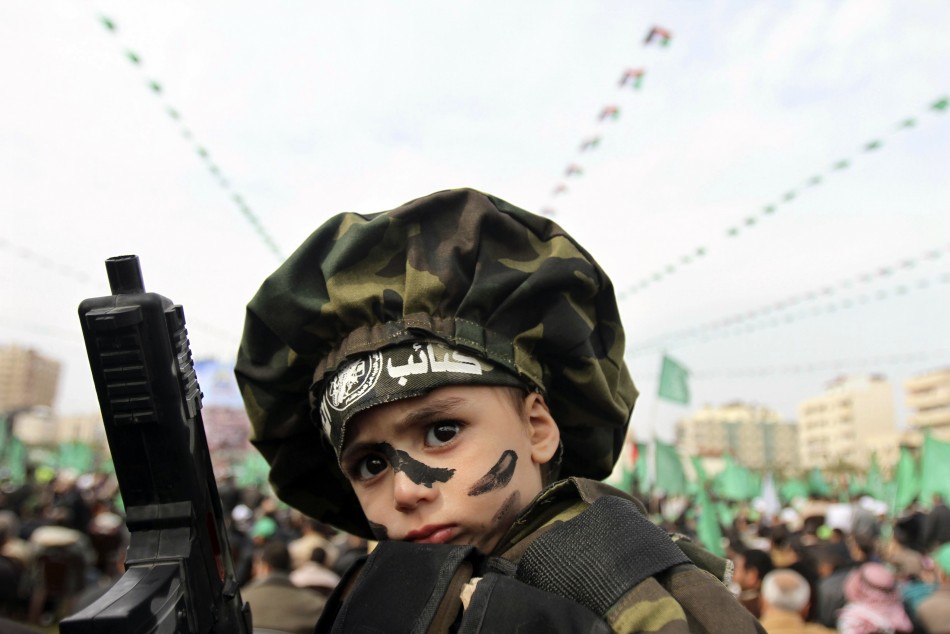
[235,188,637,537]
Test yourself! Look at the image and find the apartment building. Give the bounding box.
[798,375,896,470]
[675,401,798,471]
[0,344,61,411]
[905,367,950,442]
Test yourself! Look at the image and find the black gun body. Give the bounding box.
[61,256,250,634]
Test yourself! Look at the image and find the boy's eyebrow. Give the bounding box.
[392,396,467,433]
[341,396,468,462]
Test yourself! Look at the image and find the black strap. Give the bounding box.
[516,495,691,616]
[324,542,475,634]
[458,573,611,634]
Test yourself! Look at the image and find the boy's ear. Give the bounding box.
[524,392,560,465]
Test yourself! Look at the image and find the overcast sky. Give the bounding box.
[2,1,948,441]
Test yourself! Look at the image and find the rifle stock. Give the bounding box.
[61,255,251,633]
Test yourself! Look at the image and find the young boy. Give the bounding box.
[235,188,763,632]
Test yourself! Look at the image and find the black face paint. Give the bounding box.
[493,491,520,523]
[367,520,389,540]
[467,450,518,496]
[371,442,455,487]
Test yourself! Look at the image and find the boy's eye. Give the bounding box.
[356,455,389,481]
[425,421,461,447]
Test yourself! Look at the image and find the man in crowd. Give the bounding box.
[917,543,950,634]
[240,541,326,634]
[735,548,776,618]
[759,569,835,634]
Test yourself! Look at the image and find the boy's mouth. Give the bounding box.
[404,524,457,544]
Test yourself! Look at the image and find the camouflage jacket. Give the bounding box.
[491,478,766,634]
[322,478,765,633]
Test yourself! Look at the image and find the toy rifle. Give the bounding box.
[61,255,251,633]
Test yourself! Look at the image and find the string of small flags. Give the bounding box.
[630,241,950,354]
[629,269,950,357]
[1,237,241,347]
[540,25,674,217]
[97,15,284,260]
[617,96,949,301]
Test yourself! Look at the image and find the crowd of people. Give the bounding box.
[2,460,949,633]
[708,491,950,633]
[0,465,366,633]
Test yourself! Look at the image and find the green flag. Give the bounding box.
[715,500,735,529]
[654,440,688,497]
[611,440,639,495]
[236,451,271,488]
[779,477,810,503]
[658,355,690,404]
[920,435,950,505]
[808,468,832,497]
[847,473,862,498]
[714,456,759,501]
[866,452,885,501]
[634,442,648,489]
[893,446,921,513]
[690,455,708,484]
[0,415,8,454]
[58,442,94,473]
[695,488,725,556]
[687,455,706,497]
[6,437,26,485]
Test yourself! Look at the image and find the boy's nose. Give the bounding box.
[392,470,438,511]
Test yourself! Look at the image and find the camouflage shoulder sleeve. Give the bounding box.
[604,577,690,634]
[654,565,767,634]
[606,567,766,634]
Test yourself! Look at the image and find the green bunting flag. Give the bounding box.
[658,354,690,404]
[920,434,950,505]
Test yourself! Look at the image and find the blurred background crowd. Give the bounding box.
[1,458,949,633]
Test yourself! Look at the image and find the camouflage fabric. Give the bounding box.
[235,188,637,537]
[494,478,767,634]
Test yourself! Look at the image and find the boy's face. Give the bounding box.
[340,384,559,553]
